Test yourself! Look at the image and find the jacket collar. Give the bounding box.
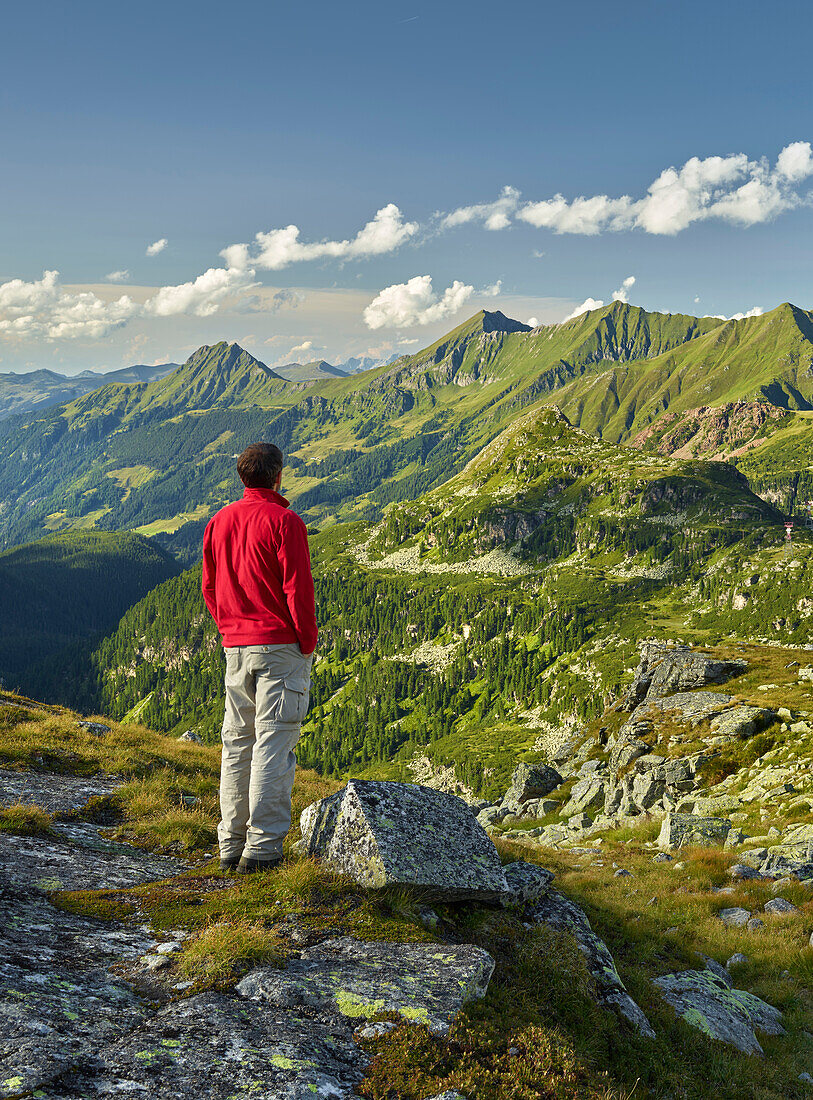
[242,487,289,507]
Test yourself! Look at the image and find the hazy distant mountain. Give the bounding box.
[274,359,349,382]
[0,362,178,420]
[340,353,399,374]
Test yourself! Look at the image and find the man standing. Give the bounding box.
[202,442,317,874]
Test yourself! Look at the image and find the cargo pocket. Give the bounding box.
[277,672,310,724]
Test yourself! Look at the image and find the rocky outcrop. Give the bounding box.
[298,780,509,900]
[625,643,747,708]
[653,967,784,1055]
[502,762,563,811]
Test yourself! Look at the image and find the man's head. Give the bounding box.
[237,443,284,490]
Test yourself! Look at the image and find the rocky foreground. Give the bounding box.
[4,642,813,1097]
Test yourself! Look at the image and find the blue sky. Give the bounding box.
[1,0,811,373]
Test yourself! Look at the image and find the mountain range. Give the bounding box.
[0,361,178,420]
[0,301,811,561]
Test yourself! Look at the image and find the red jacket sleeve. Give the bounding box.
[201,519,219,625]
[278,514,318,654]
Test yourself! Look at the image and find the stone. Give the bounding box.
[178,729,203,742]
[631,773,665,811]
[609,738,650,772]
[504,763,563,806]
[718,907,752,928]
[652,852,672,862]
[770,876,795,893]
[726,953,749,969]
[529,890,655,1038]
[764,897,798,915]
[298,780,509,901]
[143,953,171,971]
[653,969,783,1055]
[237,936,495,1035]
[614,868,633,878]
[500,860,555,907]
[658,813,731,850]
[626,643,747,707]
[747,918,765,932]
[424,1093,469,1100]
[477,806,506,827]
[709,706,774,742]
[729,865,763,881]
[155,941,183,955]
[566,812,594,831]
[725,828,748,849]
[77,720,111,736]
[560,777,605,816]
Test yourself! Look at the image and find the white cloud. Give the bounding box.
[482,279,502,297]
[105,270,130,283]
[562,297,605,322]
[289,340,314,356]
[146,238,168,256]
[398,337,420,345]
[439,186,520,231]
[145,264,257,318]
[0,270,139,340]
[776,141,813,182]
[271,288,303,311]
[527,316,540,327]
[612,275,636,303]
[224,204,418,271]
[363,275,474,330]
[713,306,764,321]
[520,194,635,235]
[456,143,813,238]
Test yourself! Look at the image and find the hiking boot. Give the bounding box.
[219,855,242,872]
[236,855,283,875]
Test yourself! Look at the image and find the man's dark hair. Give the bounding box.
[237,443,284,488]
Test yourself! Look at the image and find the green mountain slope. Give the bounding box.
[0,530,181,691]
[554,303,813,442]
[0,302,809,560]
[51,410,794,793]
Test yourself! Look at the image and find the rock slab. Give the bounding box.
[237,936,495,1035]
[299,780,509,900]
[529,889,655,1038]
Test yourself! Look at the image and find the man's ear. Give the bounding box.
[274,469,283,490]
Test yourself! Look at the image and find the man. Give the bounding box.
[202,442,317,874]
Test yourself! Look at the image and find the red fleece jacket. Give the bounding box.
[202,487,317,652]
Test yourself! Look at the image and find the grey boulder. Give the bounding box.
[298,780,509,900]
[653,969,784,1055]
[500,860,555,907]
[504,763,563,808]
[658,812,731,850]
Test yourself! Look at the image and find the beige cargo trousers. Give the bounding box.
[218,643,313,861]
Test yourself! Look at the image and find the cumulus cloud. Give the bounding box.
[444,143,813,237]
[439,186,520,231]
[527,316,540,327]
[482,280,502,297]
[146,238,168,256]
[0,260,258,340]
[289,340,314,356]
[223,204,418,271]
[714,306,764,321]
[562,297,605,322]
[105,270,130,283]
[0,271,139,340]
[363,275,474,329]
[612,275,636,303]
[145,263,257,318]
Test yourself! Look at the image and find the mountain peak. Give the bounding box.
[478,309,532,334]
